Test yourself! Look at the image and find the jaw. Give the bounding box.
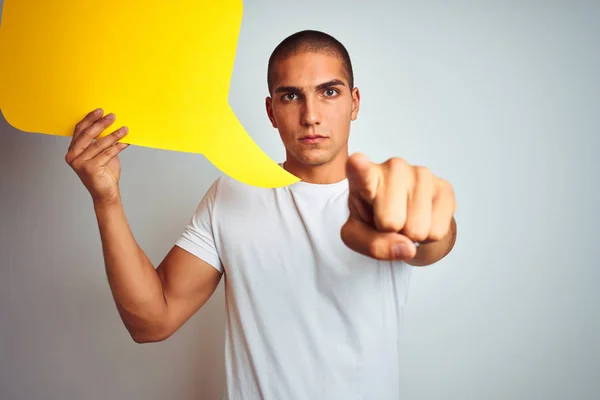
[286,138,349,167]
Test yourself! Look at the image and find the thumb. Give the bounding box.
[346,153,380,204]
[341,216,417,261]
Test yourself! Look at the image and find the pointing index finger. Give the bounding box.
[346,153,380,204]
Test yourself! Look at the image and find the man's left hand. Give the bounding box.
[341,153,456,261]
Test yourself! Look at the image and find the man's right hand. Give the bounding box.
[65,108,130,206]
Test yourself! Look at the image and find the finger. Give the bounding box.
[87,142,130,168]
[428,180,456,241]
[78,126,129,161]
[373,159,410,232]
[68,113,117,160]
[341,216,417,261]
[70,108,103,149]
[348,193,374,223]
[402,167,434,242]
[346,152,380,204]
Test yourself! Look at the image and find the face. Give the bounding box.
[266,52,360,169]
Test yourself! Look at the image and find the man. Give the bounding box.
[65,30,457,399]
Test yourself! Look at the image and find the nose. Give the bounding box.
[300,95,322,126]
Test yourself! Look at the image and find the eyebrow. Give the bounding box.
[274,79,346,94]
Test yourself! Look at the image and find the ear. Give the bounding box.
[265,96,278,128]
[351,87,361,121]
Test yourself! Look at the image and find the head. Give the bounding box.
[265,30,360,177]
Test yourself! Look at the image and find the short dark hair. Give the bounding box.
[267,30,354,94]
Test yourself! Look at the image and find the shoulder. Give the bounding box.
[213,174,272,197]
[206,174,274,210]
[199,174,248,198]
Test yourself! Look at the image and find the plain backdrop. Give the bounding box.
[1,0,599,399]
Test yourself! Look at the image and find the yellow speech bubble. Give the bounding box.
[0,0,299,188]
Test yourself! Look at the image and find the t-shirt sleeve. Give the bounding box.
[174,178,224,273]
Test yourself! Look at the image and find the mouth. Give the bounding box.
[299,135,328,144]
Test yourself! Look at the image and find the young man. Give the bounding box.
[65,30,456,399]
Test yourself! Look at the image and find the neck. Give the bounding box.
[283,152,349,185]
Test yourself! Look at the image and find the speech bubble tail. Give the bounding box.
[202,106,300,189]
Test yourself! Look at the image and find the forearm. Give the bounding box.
[407,217,457,266]
[94,196,168,341]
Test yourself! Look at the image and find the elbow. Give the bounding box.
[132,335,163,344]
[125,320,173,344]
[117,304,172,344]
[130,327,172,344]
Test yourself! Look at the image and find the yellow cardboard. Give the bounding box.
[0,0,300,188]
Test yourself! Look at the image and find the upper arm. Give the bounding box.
[153,177,224,340]
[154,245,222,340]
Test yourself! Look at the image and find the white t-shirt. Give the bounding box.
[175,172,412,400]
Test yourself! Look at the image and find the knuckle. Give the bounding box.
[403,225,428,242]
[415,166,432,182]
[387,157,407,171]
[376,216,402,233]
[438,179,457,210]
[103,147,116,157]
[439,177,452,193]
[71,159,82,170]
[92,139,102,148]
[428,226,446,242]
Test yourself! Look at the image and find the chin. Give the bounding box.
[295,151,334,166]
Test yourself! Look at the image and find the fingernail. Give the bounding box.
[393,242,410,259]
[106,113,115,120]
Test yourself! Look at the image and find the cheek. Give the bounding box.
[327,103,352,128]
[275,109,301,135]
[274,106,295,125]
[329,97,353,116]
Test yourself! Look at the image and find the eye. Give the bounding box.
[324,88,339,97]
[282,93,298,101]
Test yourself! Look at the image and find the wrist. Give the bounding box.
[93,192,122,211]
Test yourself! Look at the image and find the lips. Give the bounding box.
[299,135,327,144]
[300,135,325,140]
